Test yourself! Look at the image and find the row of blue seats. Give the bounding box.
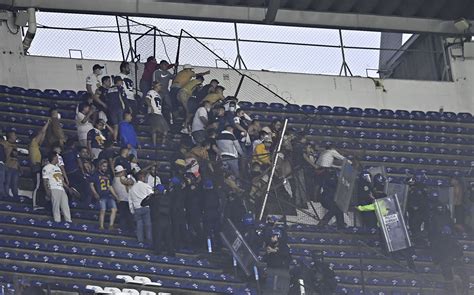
[1,85,471,124]
[0,238,209,270]
[0,248,235,283]
[0,264,251,294]
[292,258,446,291]
[0,215,149,247]
[6,120,472,159]
[3,95,474,137]
[334,141,473,157]
[239,101,474,123]
[303,127,473,145]
[358,154,471,168]
[0,85,85,101]
[288,224,474,242]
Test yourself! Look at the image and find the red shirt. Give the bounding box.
[141,61,159,81]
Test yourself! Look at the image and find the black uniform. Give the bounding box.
[406,183,429,237]
[356,174,378,228]
[141,192,175,256]
[427,203,463,280]
[202,187,221,245]
[319,170,345,229]
[185,184,204,248]
[170,185,188,251]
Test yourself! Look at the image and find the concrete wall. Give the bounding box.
[0,12,29,88]
[20,55,474,114]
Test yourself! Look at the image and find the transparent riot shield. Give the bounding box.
[385,183,409,213]
[335,159,358,212]
[437,187,455,219]
[374,195,412,252]
[220,218,265,277]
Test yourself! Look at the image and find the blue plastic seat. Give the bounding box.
[60,90,77,99]
[317,105,332,115]
[333,106,348,115]
[268,102,284,111]
[394,110,410,120]
[410,110,426,120]
[301,105,316,114]
[379,109,394,118]
[457,112,473,123]
[426,111,441,121]
[441,111,457,122]
[238,101,252,110]
[43,89,61,98]
[284,104,300,113]
[363,108,378,117]
[0,85,12,94]
[347,107,363,116]
[253,102,269,111]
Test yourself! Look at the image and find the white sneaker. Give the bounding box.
[180,127,189,134]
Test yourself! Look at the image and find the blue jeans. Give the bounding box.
[5,167,18,198]
[133,206,152,244]
[0,163,5,198]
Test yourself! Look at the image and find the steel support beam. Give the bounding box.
[263,0,280,24]
[0,0,472,35]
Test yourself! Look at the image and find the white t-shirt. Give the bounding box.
[129,181,153,214]
[76,112,94,141]
[112,176,130,202]
[146,90,162,115]
[146,174,161,188]
[192,106,208,132]
[114,73,135,100]
[86,73,101,93]
[42,163,64,191]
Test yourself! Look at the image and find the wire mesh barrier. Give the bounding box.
[28,12,451,81]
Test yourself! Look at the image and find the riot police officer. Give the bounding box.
[356,172,378,228]
[184,173,204,249]
[405,175,429,239]
[319,170,346,229]
[141,184,175,256]
[169,176,188,251]
[202,179,221,250]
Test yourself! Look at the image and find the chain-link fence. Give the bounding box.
[28,12,449,80]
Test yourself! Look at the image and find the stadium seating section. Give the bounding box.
[0,85,473,294]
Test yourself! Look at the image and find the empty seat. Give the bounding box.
[394,110,410,120]
[363,108,378,117]
[426,111,441,120]
[122,289,140,295]
[379,109,394,118]
[252,102,269,111]
[284,104,300,113]
[301,105,316,114]
[269,102,284,110]
[410,110,426,120]
[317,105,332,114]
[333,106,347,115]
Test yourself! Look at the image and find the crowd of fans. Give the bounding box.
[0,57,471,272]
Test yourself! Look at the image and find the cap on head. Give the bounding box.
[183,64,193,70]
[210,79,219,84]
[93,64,104,71]
[114,165,125,173]
[261,126,272,134]
[263,135,273,143]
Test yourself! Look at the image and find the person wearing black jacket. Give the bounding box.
[141,184,175,256]
[184,173,205,249]
[405,175,429,238]
[202,179,221,249]
[169,176,188,251]
[318,170,346,229]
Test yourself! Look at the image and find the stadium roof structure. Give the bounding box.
[1,0,473,34]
